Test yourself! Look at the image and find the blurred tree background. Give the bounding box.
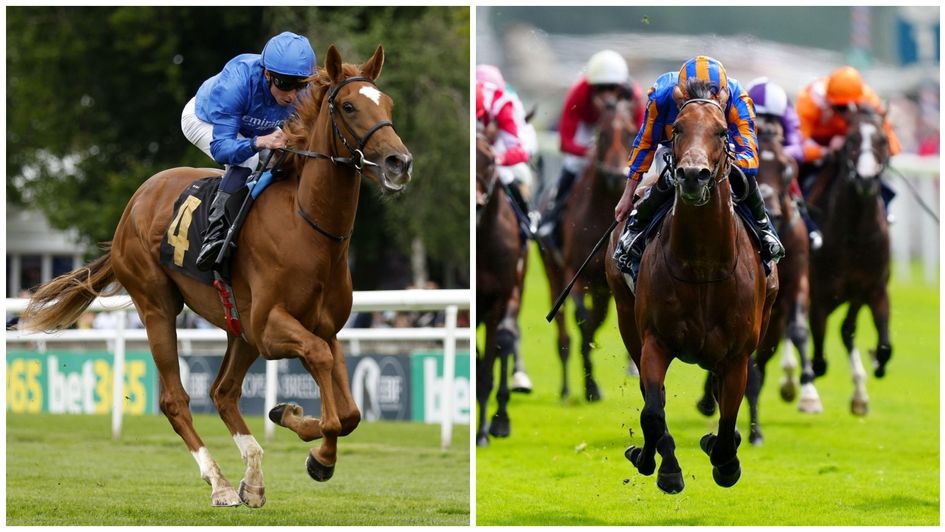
[6,6,470,289]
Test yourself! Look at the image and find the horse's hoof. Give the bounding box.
[851,398,869,416]
[624,446,655,476]
[306,452,335,482]
[585,381,602,402]
[696,397,716,417]
[812,358,827,377]
[873,367,886,378]
[210,486,242,507]
[476,432,490,447]
[238,480,266,508]
[269,402,302,426]
[657,469,685,494]
[700,434,717,456]
[749,429,763,447]
[779,379,797,402]
[488,413,510,438]
[511,371,533,393]
[712,458,741,488]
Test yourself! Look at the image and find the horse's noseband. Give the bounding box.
[666,98,733,206]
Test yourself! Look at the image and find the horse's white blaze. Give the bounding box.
[849,346,870,403]
[359,86,381,106]
[856,123,881,178]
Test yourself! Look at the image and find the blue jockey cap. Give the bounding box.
[678,56,728,94]
[262,32,316,77]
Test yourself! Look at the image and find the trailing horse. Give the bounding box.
[476,134,522,446]
[542,96,638,401]
[605,81,777,493]
[22,45,412,507]
[806,106,892,415]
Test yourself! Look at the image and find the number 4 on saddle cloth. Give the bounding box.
[159,169,278,336]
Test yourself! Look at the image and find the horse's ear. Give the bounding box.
[716,86,730,109]
[672,85,686,108]
[326,45,344,84]
[361,45,384,81]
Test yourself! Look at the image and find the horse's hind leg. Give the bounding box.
[625,335,683,494]
[476,319,498,446]
[696,372,717,417]
[867,288,892,378]
[211,337,266,507]
[145,307,241,506]
[745,358,764,446]
[701,356,748,488]
[576,288,608,402]
[841,302,869,416]
[790,296,822,413]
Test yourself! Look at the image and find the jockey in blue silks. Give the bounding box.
[181,31,316,271]
[612,56,785,275]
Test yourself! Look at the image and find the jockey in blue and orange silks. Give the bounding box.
[613,56,785,275]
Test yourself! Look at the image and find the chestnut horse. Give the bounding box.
[542,96,638,401]
[476,134,522,446]
[806,106,892,415]
[695,116,818,445]
[605,81,777,493]
[23,46,413,507]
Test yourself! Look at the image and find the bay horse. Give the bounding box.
[605,80,778,493]
[806,106,892,415]
[476,134,522,446]
[695,116,818,445]
[542,96,638,401]
[22,45,413,507]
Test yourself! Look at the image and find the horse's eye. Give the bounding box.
[343,102,355,113]
[718,129,727,138]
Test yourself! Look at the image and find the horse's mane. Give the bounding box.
[281,62,365,175]
[684,78,716,101]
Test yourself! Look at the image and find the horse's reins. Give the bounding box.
[283,76,396,241]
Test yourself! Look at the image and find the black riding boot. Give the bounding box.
[613,176,675,274]
[195,166,252,271]
[744,176,786,264]
[536,168,577,243]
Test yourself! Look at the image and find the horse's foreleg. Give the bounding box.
[701,356,748,488]
[261,308,341,482]
[555,309,571,401]
[211,337,265,507]
[625,335,683,494]
[489,339,512,438]
[841,302,869,416]
[745,359,763,446]
[577,289,607,402]
[328,338,361,437]
[868,288,892,379]
[809,299,830,378]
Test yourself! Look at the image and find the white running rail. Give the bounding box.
[6,289,471,450]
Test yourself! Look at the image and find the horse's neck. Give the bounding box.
[667,185,738,270]
[296,126,362,240]
[831,176,882,231]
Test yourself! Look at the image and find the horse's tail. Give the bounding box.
[22,244,120,331]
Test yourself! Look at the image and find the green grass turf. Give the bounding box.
[7,413,470,525]
[476,246,939,525]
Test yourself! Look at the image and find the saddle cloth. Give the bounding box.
[159,176,223,286]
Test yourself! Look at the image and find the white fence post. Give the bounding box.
[111,310,127,440]
[440,305,458,450]
[264,359,279,441]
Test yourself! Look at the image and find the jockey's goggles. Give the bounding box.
[592,83,620,92]
[270,73,309,92]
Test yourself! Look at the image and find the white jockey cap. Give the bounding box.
[586,50,629,85]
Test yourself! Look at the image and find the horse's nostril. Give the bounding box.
[698,168,712,181]
[385,153,413,179]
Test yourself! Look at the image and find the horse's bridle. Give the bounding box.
[281,76,396,241]
[283,76,394,173]
[665,98,736,205]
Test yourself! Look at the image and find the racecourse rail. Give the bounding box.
[6,289,471,450]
